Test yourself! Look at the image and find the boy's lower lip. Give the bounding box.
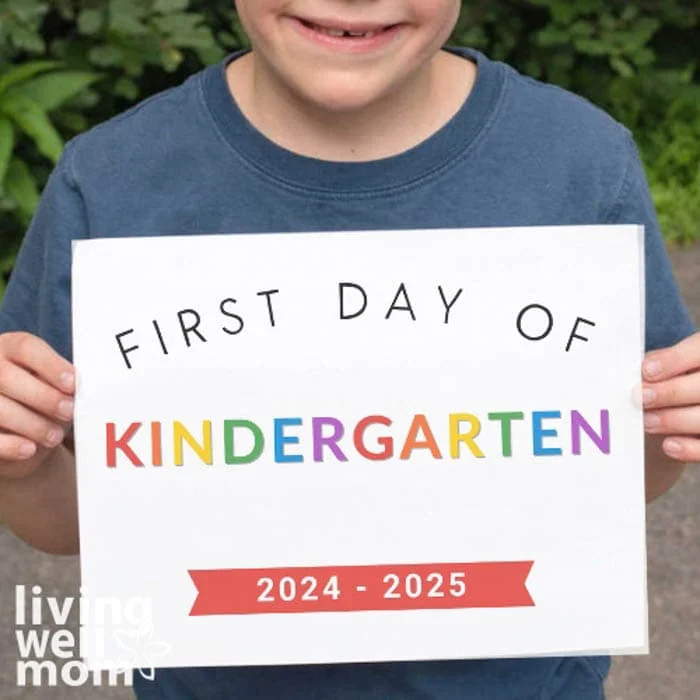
[286,16,403,53]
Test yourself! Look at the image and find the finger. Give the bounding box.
[1,333,75,394]
[661,436,700,462]
[642,371,700,410]
[0,394,66,449]
[643,333,700,382]
[0,359,74,422]
[0,433,37,463]
[644,405,700,435]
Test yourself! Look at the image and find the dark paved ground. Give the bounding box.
[1,244,698,699]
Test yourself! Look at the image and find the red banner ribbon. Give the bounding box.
[189,561,534,616]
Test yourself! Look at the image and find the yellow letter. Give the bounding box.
[449,414,484,458]
[173,421,213,465]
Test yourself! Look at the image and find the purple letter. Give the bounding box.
[312,418,348,462]
[571,410,610,455]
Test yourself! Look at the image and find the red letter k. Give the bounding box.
[106,423,144,467]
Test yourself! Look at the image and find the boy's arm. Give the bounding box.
[645,434,685,503]
[642,333,700,503]
[0,140,86,555]
[0,443,79,555]
[606,134,695,503]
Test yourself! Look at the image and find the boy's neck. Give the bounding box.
[226,50,476,163]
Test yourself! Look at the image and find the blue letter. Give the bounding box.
[532,411,562,456]
[274,418,304,463]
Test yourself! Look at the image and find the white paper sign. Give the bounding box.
[72,226,647,670]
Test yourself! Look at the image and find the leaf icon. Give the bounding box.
[111,625,173,681]
[138,667,156,681]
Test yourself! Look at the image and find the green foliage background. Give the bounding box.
[1,0,699,295]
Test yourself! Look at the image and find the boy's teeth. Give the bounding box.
[311,23,379,38]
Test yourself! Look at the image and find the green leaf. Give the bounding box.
[153,0,190,13]
[53,111,89,132]
[0,117,14,186]
[78,8,105,36]
[16,71,101,112]
[217,31,239,48]
[0,249,15,273]
[1,93,64,163]
[610,55,635,78]
[5,158,40,222]
[7,26,46,55]
[108,0,149,36]
[54,0,77,21]
[114,77,139,100]
[0,61,59,96]
[88,44,124,68]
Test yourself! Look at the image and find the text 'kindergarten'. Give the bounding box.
[104,410,611,468]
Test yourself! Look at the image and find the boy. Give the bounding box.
[0,1,698,698]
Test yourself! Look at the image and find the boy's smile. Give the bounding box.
[286,15,405,54]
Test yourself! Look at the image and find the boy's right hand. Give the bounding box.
[0,332,75,479]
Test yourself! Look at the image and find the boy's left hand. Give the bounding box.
[642,331,700,462]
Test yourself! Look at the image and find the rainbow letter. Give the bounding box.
[106,423,143,467]
[571,410,610,455]
[353,416,393,460]
[449,414,484,458]
[400,415,443,459]
[488,413,524,457]
[174,421,213,466]
[224,420,264,465]
[532,412,562,456]
[312,418,348,462]
[274,418,303,463]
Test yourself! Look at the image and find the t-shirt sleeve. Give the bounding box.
[0,138,87,362]
[608,133,696,352]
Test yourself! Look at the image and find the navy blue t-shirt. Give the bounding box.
[0,47,694,699]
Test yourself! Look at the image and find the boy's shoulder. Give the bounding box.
[67,66,213,176]
[491,52,633,159]
[458,49,639,207]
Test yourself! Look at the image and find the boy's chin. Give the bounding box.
[289,76,398,114]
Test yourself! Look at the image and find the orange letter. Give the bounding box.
[400,414,442,460]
